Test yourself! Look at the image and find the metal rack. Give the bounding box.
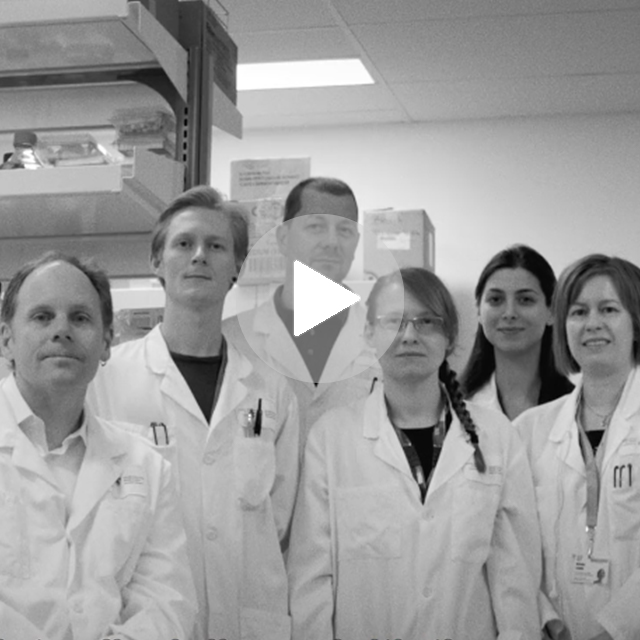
[0,0,241,278]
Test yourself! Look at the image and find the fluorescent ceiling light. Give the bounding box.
[237,58,374,91]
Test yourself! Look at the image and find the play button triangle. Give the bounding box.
[293,261,361,336]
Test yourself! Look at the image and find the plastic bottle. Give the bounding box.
[0,130,49,170]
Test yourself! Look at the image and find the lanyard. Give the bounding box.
[575,394,608,559]
[390,393,452,502]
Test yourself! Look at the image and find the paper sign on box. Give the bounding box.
[230,158,310,285]
[364,209,435,279]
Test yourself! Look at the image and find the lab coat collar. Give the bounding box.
[425,405,474,497]
[618,366,640,420]
[470,374,503,414]
[0,375,58,484]
[253,295,313,384]
[208,339,253,429]
[253,295,376,390]
[144,324,180,375]
[548,385,581,444]
[599,366,640,470]
[546,385,585,477]
[0,376,129,532]
[363,386,414,479]
[143,325,232,425]
[319,303,378,385]
[145,324,255,429]
[363,385,474,495]
[547,367,640,466]
[67,410,129,535]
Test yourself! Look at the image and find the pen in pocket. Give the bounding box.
[253,398,262,436]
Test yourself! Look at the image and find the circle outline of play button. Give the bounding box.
[293,261,361,336]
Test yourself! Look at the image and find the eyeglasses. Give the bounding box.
[375,314,444,335]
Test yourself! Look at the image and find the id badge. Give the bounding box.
[571,553,610,585]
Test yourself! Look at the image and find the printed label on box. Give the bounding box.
[231,158,310,201]
[377,232,411,251]
[231,158,310,284]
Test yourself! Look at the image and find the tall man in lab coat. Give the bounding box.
[0,252,195,640]
[89,186,299,640]
[223,177,379,449]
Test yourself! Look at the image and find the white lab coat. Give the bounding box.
[88,325,299,640]
[515,366,640,640]
[0,375,195,640]
[287,386,543,640]
[223,295,380,452]
[468,373,503,413]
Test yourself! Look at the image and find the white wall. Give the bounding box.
[210,112,640,370]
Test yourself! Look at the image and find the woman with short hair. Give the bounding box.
[516,254,640,640]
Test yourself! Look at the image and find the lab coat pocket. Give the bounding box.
[240,607,291,640]
[608,454,640,540]
[336,485,402,560]
[152,440,180,493]
[0,491,26,578]
[451,467,501,563]
[234,438,276,510]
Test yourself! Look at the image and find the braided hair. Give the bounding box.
[366,267,486,473]
[440,360,486,473]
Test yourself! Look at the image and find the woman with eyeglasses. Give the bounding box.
[288,267,542,640]
[516,255,640,640]
[461,245,573,420]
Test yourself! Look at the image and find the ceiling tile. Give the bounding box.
[237,83,406,129]
[331,0,640,24]
[353,10,640,82]
[238,83,400,114]
[223,0,337,32]
[241,109,408,130]
[391,73,640,120]
[233,28,355,63]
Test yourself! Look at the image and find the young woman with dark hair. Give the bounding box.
[288,267,543,640]
[461,244,573,419]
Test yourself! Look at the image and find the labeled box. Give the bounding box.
[363,209,435,278]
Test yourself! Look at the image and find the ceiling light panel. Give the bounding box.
[237,58,374,90]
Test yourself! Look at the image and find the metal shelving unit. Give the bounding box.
[0,0,240,278]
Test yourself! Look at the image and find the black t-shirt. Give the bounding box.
[170,351,223,422]
[401,426,435,483]
[587,429,605,454]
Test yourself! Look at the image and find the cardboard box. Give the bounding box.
[363,209,435,278]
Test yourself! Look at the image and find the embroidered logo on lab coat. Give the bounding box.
[113,467,148,498]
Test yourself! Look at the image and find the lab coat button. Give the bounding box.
[424,511,434,521]
[423,586,433,598]
[72,600,83,613]
[203,453,215,465]
[206,527,218,541]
